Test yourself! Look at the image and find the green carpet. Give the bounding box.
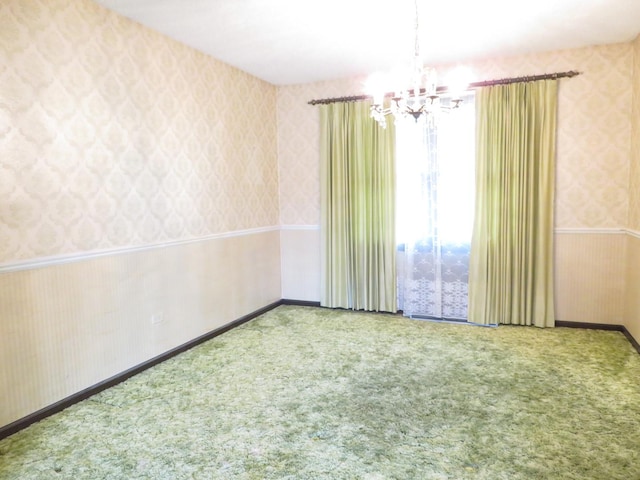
[1,305,640,479]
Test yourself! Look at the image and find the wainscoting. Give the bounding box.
[625,232,640,342]
[281,226,637,329]
[554,229,627,324]
[3,226,639,432]
[0,228,281,429]
[280,226,321,302]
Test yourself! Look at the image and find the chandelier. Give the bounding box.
[367,0,469,128]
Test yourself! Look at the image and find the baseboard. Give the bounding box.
[4,304,637,440]
[281,299,322,307]
[555,320,623,331]
[282,308,640,354]
[555,320,640,355]
[0,300,284,441]
[622,328,640,354]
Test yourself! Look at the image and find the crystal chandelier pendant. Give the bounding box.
[366,0,470,128]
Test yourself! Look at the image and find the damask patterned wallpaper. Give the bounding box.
[277,43,635,230]
[0,0,279,265]
[629,34,640,231]
[2,0,636,263]
[277,77,364,226]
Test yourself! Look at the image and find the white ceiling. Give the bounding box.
[94,0,640,86]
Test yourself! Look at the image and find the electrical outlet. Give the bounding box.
[150,312,164,325]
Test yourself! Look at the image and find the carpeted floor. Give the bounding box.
[1,305,639,479]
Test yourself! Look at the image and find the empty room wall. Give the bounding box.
[277,43,635,332]
[625,34,640,342]
[0,0,281,429]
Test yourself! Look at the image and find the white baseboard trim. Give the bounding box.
[0,226,280,274]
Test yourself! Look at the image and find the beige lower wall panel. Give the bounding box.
[625,235,640,342]
[554,232,626,324]
[280,228,321,302]
[0,230,281,429]
[4,229,629,428]
[279,229,628,327]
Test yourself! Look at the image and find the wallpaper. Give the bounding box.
[629,34,640,231]
[0,0,279,265]
[277,43,634,229]
[277,77,364,226]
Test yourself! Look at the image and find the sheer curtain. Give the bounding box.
[397,94,475,320]
[319,100,397,312]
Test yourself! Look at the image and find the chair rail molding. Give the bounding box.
[0,226,281,274]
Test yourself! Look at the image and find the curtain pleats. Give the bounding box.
[320,101,397,312]
[469,80,557,327]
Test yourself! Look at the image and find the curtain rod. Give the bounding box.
[307,70,580,106]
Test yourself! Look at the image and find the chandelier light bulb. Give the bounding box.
[366,0,471,127]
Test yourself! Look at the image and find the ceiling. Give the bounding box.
[94,0,640,86]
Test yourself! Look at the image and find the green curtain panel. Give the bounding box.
[319,101,397,312]
[469,80,558,327]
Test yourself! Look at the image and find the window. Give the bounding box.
[396,93,475,320]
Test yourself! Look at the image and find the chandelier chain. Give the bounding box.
[366,0,463,128]
[414,0,420,59]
